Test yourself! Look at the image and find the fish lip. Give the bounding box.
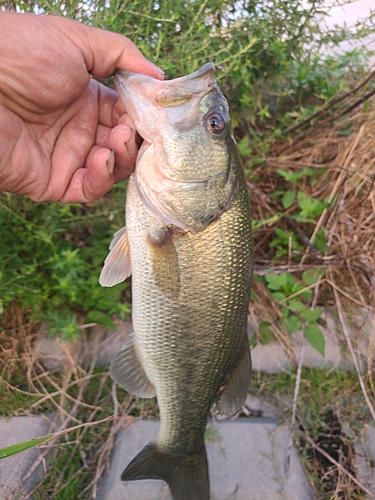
[164,62,215,85]
[115,62,215,85]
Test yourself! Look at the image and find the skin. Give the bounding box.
[0,12,164,202]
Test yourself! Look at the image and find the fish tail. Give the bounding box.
[121,441,209,500]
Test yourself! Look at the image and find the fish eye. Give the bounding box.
[206,112,226,134]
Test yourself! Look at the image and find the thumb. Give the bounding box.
[47,16,164,80]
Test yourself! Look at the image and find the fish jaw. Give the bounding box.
[114,62,216,142]
[115,64,237,233]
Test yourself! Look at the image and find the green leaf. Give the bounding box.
[97,298,120,311]
[237,135,252,156]
[85,311,115,329]
[304,324,325,357]
[287,299,307,312]
[302,268,323,286]
[300,307,324,322]
[281,191,296,209]
[286,316,302,334]
[276,169,305,182]
[265,273,289,291]
[259,321,274,345]
[298,194,328,217]
[0,434,54,461]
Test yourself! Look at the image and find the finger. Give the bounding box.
[117,114,143,148]
[96,124,111,148]
[46,85,99,201]
[96,123,135,161]
[97,81,119,128]
[108,124,138,182]
[60,147,115,203]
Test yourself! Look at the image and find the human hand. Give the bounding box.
[0,12,164,202]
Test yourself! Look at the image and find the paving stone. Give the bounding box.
[97,419,314,500]
[354,424,375,497]
[33,320,133,370]
[244,395,281,419]
[0,415,54,500]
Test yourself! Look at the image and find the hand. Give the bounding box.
[0,12,164,203]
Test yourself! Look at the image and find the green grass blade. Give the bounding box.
[0,434,54,461]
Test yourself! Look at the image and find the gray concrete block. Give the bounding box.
[0,415,54,500]
[33,320,133,370]
[355,424,375,497]
[98,419,314,500]
[250,307,372,373]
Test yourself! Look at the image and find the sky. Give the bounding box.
[323,0,375,58]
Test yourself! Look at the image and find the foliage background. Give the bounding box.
[1,0,374,344]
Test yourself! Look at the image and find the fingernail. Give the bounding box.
[106,149,115,175]
[150,62,165,80]
[125,128,137,156]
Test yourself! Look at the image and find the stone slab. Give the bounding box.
[0,415,54,500]
[98,419,314,500]
[33,321,133,370]
[355,424,375,497]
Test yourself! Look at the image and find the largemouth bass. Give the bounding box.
[99,63,253,500]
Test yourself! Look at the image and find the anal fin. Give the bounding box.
[214,334,252,419]
[110,337,155,398]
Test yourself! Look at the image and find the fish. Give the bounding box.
[99,63,253,500]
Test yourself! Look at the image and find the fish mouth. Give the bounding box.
[116,63,216,110]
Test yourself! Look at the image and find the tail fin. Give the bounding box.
[121,442,209,500]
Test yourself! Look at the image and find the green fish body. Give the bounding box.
[99,63,253,500]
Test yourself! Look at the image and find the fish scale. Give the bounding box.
[99,63,253,500]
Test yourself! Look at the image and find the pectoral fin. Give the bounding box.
[214,334,252,419]
[147,227,180,299]
[99,227,131,287]
[110,337,155,398]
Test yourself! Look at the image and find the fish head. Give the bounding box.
[115,63,239,232]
